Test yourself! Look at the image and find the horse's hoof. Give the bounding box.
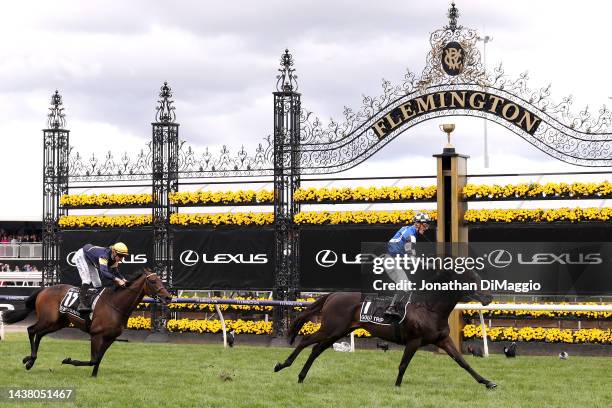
[25,360,35,370]
[274,363,283,372]
[22,356,31,364]
[297,376,305,384]
[486,381,497,389]
[62,358,71,365]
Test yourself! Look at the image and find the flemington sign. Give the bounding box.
[296,3,612,174]
[371,90,542,139]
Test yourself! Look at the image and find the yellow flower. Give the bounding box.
[59,215,152,228]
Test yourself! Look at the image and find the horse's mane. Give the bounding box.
[123,267,152,287]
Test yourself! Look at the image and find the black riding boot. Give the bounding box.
[77,283,92,313]
[384,294,401,319]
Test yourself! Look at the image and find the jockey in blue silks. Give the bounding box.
[384,212,431,319]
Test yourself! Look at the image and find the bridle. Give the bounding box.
[107,271,167,317]
[123,271,162,297]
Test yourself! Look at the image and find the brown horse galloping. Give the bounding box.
[274,275,497,389]
[2,267,172,377]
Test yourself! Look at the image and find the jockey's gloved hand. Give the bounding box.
[115,278,127,287]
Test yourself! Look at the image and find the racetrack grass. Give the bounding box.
[0,333,610,408]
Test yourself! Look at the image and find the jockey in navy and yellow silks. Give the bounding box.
[72,242,129,312]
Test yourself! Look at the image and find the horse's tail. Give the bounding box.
[1,289,42,324]
[288,293,331,345]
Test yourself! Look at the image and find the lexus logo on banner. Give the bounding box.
[180,250,199,266]
[172,229,274,290]
[315,250,338,267]
[179,250,268,266]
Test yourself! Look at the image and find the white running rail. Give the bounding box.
[454,303,612,357]
[0,304,16,340]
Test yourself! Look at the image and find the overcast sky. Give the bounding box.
[1,0,611,220]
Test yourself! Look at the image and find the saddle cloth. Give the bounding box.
[359,293,410,325]
[59,287,105,320]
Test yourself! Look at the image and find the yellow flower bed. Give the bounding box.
[129,316,612,343]
[465,207,612,223]
[58,215,152,228]
[167,318,274,335]
[136,297,316,312]
[58,182,612,210]
[169,190,274,205]
[60,193,152,207]
[126,315,152,330]
[294,210,437,225]
[463,182,612,200]
[463,302,612,319]
[127,316,372,337]
[57,207,612,227]
[463,324,612,344]
[296,322,370,337]
[170,212,274,226]
[294,186,436,202]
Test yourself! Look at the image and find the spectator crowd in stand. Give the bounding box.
[0,262,41,286]
[0,263,39,272]
[0,233,41,243]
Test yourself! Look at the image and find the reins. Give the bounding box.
[105,271,160,318]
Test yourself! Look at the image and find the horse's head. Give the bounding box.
[454,266,493,306]
[141,268,173,305]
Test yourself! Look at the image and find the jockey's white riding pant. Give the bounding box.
[381,253,410,285]
[73,248,102,287]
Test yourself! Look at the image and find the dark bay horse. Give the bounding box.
[274,272,497,389]
[2,267,172,377]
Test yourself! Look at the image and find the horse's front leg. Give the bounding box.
[91,335,115,377]
[436,336,497,389]
[395,338,420,387]
[61,334,114,377]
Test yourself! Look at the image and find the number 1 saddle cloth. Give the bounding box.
[359,293,411,325]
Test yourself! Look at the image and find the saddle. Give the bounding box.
[359,293,410,325]
[59,287,104,320]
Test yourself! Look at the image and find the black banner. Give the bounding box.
[357,242,612,297]
[60,229,153,286]
[299,226,435,291]
[471,242,612,296]
[171,228,274,290]
[299,226,612,295]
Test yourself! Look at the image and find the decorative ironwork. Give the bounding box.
[43,91,70,286]
[47,90,66,129]
[445,2,461,32]
[177,138,274,178]
[155,82,176,123]
[276,49,298,92]
[151,83,179,287]
[272,51,302,336]
[68,144,153,181]
[297,6,612,171]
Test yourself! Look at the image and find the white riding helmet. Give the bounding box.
[413,212,431,223]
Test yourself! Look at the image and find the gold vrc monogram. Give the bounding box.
[443,48,463,71]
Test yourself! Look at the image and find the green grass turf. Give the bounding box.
[0,332,610,408]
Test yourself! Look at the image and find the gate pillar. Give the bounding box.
[42,91,69,287]
[149,82,179,339]
[272,50,301,339]
[434,125,468,348]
